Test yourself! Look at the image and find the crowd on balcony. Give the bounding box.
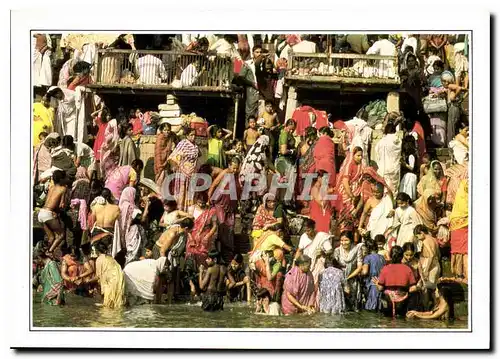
[32,33,468,322]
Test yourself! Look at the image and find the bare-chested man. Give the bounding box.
[90,188,121,246]
[153,217,194,259]
[38,170,68,254]
[199,250,225,311]
[358,182,394,240]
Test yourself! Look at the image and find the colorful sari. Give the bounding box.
[254,250,285,300]
[105,165,133,203]
[100,119,120,180]
[417,160,446,197]
[281,266,316,315]
[414,189,440,232]
[240,135,270,196]
[450,180,468,279]
[40,260,65,305]
[62,254,81,290]
[445,163,468,205]
[93,116,107,161]
[185,207,218,267]
[95,254,126,309]
[251,193,279,241]
[168,139,199,211]
[297,140,316,201]
[154,132,176,186]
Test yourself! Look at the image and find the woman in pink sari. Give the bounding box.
[167,129,199,211]
[281,254,316,315]
[100,118,120,181]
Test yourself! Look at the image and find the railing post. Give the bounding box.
[96,50,102,84]
[232,95,239,140]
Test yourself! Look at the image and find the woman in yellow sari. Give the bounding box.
[93,241,126,309]
[417,160,448,203]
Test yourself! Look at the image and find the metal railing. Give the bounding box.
[94,49,234,90]
[286,52,400,82]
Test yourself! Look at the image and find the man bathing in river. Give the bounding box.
[153,217,194,258]
[199,250,226,312]
[38,170,68,255]
[90,188,121,247]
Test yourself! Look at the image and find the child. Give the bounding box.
[119,123,138,166]
[362,239,386,311]
[375,234,390,261]
[226,253,251,303]
[160,200,192,229]
[259,101,278,131]
[419,153,431,180]
[243,118,260,151]
[140,242,155,260]
[225,140,245,164]
[207,125,232,168]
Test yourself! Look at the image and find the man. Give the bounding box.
[366,35,397,77]
[90,188,121,250]
[136,53,168,85]
[33,94,55,147]
[240,45,262,123]
[61,135,95,174]
[226,254,251,303]
[295,219,333,285]
[33,33,53,87]
[37,170,68,255]
[199,250,225,312]
[346,34,370,54]
[358,182,394,240]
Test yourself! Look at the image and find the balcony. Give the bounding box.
[89,49,235,95]
[285,52,400,89]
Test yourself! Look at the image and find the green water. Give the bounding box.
[32,294,467,329]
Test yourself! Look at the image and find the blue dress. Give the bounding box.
[363,253,386,311]
[318,267,346,314]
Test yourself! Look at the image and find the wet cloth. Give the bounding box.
[363,253,386,310]
[95,254,126,309]
[201,292,224,311]
[40,260,65,305]
[318,267,346,314]
[281,266,316,315]
[124,257,167,301]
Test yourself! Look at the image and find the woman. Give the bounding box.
[314,127,336,189]
[251,193,281,245]
[333,231,364,310]
[318,255,346,314]
[154,122,177,188]
[372,245,419,317]
[407,283,455,320]
[37,252,65,305]
[281,255,317,315]
[385,192,422,248]
[449,122,469,165]
[124,209,146,266]
[414,225,441,294]
[208,157,242,264]
[74,243,97,294]
[185,194,218,269]
[362,239,386,311]
[414,189,441,234]
[445,162,468,207]
[309,173,334,234]
[375,121,402,194]
[417,160,448,201]
[399,135,418,201]
[99,118,120,182]
[60,246,82,291]
[167,129,199,211]
[449,179,468,283]
[254,248,286,302]
[400,52,426,113]
[118,123,138,167]
[94,241,126,309]
[92,108,111,163]
[296,127,318,211]
[239,134,273,197]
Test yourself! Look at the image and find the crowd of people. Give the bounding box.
[32,33,469,322]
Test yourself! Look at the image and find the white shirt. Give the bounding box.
[292,40,317,54]
[75,142,94,161]
[366,39,396,56]
[136,55,168,85]
[209,38,238,58]
[180,63,199,87]
[401,37,418,54]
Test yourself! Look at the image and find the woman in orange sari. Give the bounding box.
[60,246,83,291]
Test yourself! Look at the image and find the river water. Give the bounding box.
[32,294,467,329]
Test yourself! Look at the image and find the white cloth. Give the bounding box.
[292,40,317,54]
[124,257,167,301]
[401,37,418,54]
[245,59,257,84]
[136,55,168,85]
[375,133,402,194]
[367,195,393,238]
[301,232,333,284]
[449,138,468,165]
[111,219,122,258]
[400,173,417,201]
[33,35,52,87]
[125,225,145,266]
[180,64,199,87]
[209,38,238,58]
[392,206,422,247]
[345,117,373,166]
[366,39,396,77]
[75,142,95,167]
[425,55,441,76]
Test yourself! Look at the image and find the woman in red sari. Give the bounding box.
[314,127,337,188]
[296,127,318,214]
[309,172,334,234]
[91,107,111,164]
[335,147,389,239]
